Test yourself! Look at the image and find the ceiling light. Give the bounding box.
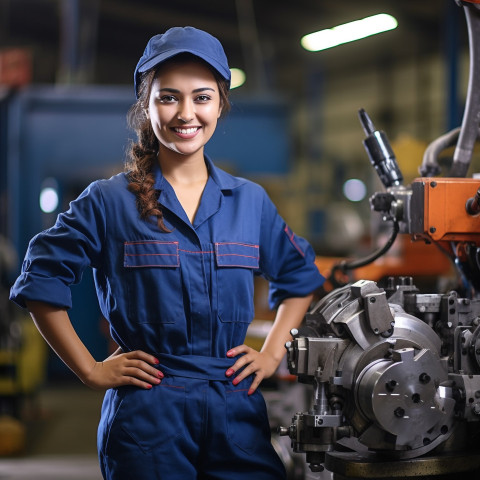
[301,13,398,52]
[230,68,246,89]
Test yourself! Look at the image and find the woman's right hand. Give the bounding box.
[83,348,164,390]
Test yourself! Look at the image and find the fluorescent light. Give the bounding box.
[301,13,398,52]
[230,68,246,89]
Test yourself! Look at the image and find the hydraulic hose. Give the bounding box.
[329,219,400,288]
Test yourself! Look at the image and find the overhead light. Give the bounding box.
[301,13,398,52]
[230,68,246,89]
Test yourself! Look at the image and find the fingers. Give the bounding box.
[87,350,164,390]
[225,348,278,395]
[124,350,160,366]
[120,351,163,388]
[225,346,262,388]
[247,375,262,396]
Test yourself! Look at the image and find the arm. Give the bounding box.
[26,300,163,390]
[225,293,313,394]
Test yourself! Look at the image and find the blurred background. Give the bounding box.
[0,0,475,478]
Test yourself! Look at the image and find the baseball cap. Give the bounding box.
[134,26,231,98]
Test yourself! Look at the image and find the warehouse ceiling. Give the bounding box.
[0,0,469,96]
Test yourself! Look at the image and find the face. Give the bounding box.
[147,59,223,159]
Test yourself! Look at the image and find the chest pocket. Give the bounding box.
[124,241,183,324]
[215,242,258,323]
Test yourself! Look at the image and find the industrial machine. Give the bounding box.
[280,1,480,477]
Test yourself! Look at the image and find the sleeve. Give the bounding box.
[258,189,325,309]
[9,182,106,309]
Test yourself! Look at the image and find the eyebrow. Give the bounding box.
[158,87,216,94]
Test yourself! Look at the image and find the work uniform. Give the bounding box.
[10,155,325,479]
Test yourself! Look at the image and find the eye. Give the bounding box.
[195,94,212,103]
[154,90,178,103]
[159,94,177,103]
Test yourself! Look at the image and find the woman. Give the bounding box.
[10,27,324,479]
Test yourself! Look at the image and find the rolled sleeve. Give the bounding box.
[258,192,325,309]
[10,272,73,309]
[9,182,106,310]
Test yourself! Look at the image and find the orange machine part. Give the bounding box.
[420,177,480,243]
[315,235,453,292]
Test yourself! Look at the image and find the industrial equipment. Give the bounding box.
[280,1,480,477]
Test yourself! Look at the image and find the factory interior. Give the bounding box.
[2,0,480,479]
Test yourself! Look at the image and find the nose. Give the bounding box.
[177,99,194,123]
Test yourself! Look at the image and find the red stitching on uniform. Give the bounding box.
[179,249,215,254]
[159,384,185,390]
[284,225,305,257]
[216,242,259,248]
[217,253,258,259]
[226,389,250,394]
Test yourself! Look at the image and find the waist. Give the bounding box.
[155,353,236,381]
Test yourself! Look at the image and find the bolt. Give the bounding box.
[419,373,431,384]
[430,227,436,234]
[386,380,397,392]
[394,407,405,418]
[431,181,437,188]
[369,297,376,303]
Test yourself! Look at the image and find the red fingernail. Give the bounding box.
[226,368,234,377]
[226,350,235,357]
[154,358,160,364]
[248,389,254,396]
[157,371,164,378]
[146,384,152,389]
[232,378,239,385]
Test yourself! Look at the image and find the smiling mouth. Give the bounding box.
[173,127,200,134]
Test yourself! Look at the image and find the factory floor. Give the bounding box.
[0,382,104,480]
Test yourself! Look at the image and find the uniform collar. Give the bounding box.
[153,154,246,228]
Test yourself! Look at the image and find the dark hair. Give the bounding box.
[125,54,231,231]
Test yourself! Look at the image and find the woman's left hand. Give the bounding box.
[225,345,279,395]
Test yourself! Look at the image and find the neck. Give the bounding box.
[158,149,208,186]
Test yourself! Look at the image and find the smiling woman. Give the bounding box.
[147,59,222,162]
[10,26,325,480]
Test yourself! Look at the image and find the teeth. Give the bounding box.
[174,127,198,134]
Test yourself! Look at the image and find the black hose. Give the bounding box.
[329,220,400,288]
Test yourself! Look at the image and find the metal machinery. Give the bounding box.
[280,1,480,478]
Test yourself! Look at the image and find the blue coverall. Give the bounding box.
[10,155,325,479]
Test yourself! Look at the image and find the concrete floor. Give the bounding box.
[0,383,104,480]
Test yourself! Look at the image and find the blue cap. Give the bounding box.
[134,26,231,98]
